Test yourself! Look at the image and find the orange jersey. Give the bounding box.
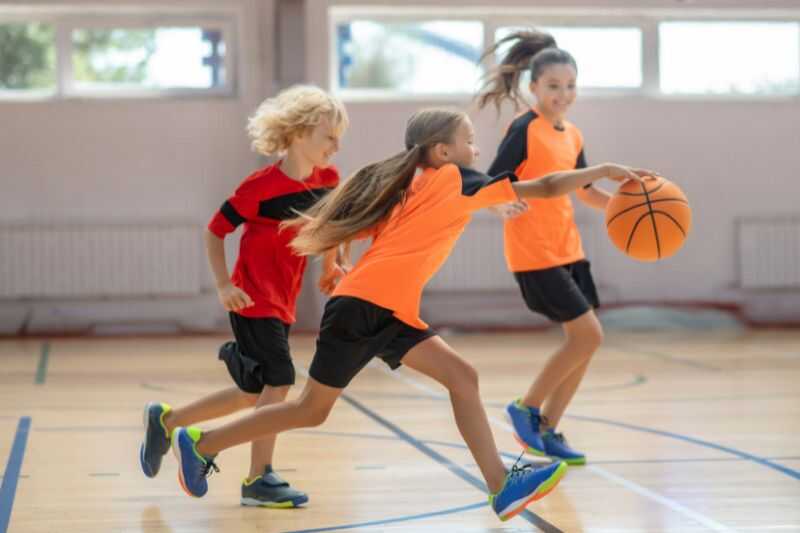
[488,108,588,271]
[332,164,518,329]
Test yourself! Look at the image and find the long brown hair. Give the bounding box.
[283,108,467,256]
[476,30,576,112]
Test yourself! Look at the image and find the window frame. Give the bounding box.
[328,12,488,101]
[328,5,800,103]
[656,17,800,100]
[0,9,238,101]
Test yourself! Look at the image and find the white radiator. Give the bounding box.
[0,222,204,298]
[427,214,601,291]
[737,216,800,289]
[427,213,512,291]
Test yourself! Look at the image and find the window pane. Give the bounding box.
[660,22,800,95]
[71,27,226,90]
[336,20,483,93]
[496,26,642,89]
[0,22,56,91]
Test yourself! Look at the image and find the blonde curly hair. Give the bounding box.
[247,85,349,157]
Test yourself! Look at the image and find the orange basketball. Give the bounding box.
[605,177,691,262]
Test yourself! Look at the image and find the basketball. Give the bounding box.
[605,177,692,261]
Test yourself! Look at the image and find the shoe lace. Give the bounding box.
[524,406,549,428]
[507,451,535,484]
[551,432,567,444]
[202,457,220,478]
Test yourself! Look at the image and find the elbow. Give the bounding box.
[204,228,222,242]
[537,177,561,198]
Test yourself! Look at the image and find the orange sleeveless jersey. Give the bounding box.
[487,108,588,272]
[332,164,518,329]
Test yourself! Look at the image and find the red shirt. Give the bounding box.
[208,163,339,323]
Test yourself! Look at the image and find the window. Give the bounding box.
[496,26,643,89]
[0,22,56,94]
[659,21,800,95]
[71,26,228,92]
[335,20,484,95]
[0,13,234,100]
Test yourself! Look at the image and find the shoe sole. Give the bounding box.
[512,432,547,457]
[241,496,308,508]
[498,461,568,522]
[140,403,157,478]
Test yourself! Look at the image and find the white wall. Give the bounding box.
[0,0,798,333]
[0,0,273,223]
[0,0,289,333]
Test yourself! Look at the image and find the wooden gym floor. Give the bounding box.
[1,329,799,532]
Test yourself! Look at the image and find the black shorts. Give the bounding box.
[218,313,295,393]
[309,296,437,389]
[514,260,600,323]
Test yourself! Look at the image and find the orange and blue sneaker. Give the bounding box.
[505,399,546,457]
[172,426,219,498]
[241,466,308,508]
[139,402,172,478]
[542,429,586,465]
[490,459,568,521]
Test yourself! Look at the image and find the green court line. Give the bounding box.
[35,342,50,385]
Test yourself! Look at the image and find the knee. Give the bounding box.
[239,391,259,408]
[586,322,604,349]
[565,320,604,355]
[296,397,334,427]
[447,360,480,397]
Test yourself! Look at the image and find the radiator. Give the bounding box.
[427,214,512,291]
[737,216,800,289]
[0,222,204,298]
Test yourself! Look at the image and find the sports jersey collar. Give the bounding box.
[274,160,322,186]
[532,106,567,132]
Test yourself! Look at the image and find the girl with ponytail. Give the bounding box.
[478,30,628,466]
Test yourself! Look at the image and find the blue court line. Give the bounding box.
[282,500,488,533]
[340,393,563,533]
[567,414,800,481]
[0,417,31,533]
[35,342,50,385]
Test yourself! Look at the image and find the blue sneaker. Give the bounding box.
[543,430,586,465]
[505,399,545,456]
[139,402,172,478]
[172,426,219,498]
[241,466,309,508]
[490,460,568,521]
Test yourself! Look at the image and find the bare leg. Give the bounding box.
[542,359,590,429]
[248,385,290,479]
[196,378,341,457]
[522,310,603,412]
[401,336,507,493]
[163,387,258,434]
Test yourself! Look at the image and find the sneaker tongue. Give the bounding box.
[261,469,289,488]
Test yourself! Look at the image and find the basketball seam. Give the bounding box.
[625,212,652,254]
[642,181,661,258]
[652,210,688,237]
[606,198,689,228]
[617,180,666,197]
